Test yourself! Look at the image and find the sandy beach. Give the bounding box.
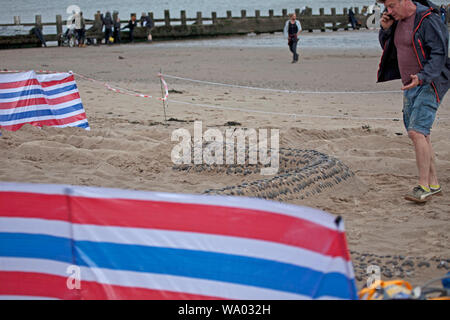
[1,42,449,291]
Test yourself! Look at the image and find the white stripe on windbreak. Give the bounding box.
[0,182,342,231]
[0,257,332,300]
[53,119,89,129]
[1,108,85,126]
[0,99,82,115]
[0,71,35,83]
[37,73,72,83]
[0,217,354,277]
[0,88,80,103]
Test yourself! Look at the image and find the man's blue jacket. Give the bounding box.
[377,1,450,103]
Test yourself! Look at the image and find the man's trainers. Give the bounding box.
[404,186,432,203]
[430,185,442,196]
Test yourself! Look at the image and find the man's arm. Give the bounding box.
[417,16,449,85]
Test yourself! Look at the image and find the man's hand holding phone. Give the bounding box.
[380,12,394,29]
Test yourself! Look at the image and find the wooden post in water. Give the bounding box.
[306,8,313,32]
[319,8,324,16]
[227,11,232,20]
[196,12,202,25]
[35,15,42,47]
[35,15,42,30]
[269,9,274,18]
[180,10,186,26]
[94,12,103,44]
[331,8,337,31]
[282,9,287,17]
[56,15,63,46]
[241,10,246,19]
[255,10,260,19]
[343,8,349,30]
[320,9,326,33]
[164,10,170,27]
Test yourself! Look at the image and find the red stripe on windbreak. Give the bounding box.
[0,78,39,90]
[0,75,74,90]
[0,112,87,131]
[39,75,75,88]
[0,92,81,110]
[0,271,224,300]
[0,192,70,221]
[0,272,79,300]
[0,191,350,260]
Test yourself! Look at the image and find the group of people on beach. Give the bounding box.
[100,11,154,45]
[61,10,154,47]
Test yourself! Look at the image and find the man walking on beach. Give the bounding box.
[377,0,449,203]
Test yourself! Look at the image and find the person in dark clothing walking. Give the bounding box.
[283,13,302,63]
[31,25,47,47]
[102,11,114,44]
[113,14,121,44]
[377,0,450,203]
[122,14,137,43]
[348,8,359,29]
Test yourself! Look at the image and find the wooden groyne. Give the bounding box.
[1,6,449,49]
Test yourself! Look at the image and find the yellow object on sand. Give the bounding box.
[359,280,413,300]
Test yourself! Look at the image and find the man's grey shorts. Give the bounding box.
[403,83,440,136]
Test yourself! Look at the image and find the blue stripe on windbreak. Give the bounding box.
[0,233,73,264]
[75,121,90,129]
[74,241,357,299]
[44,84,78,96]
[0,233,357,299]
[0,103,84,122]
[0,84,77,99]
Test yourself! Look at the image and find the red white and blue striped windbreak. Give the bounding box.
[0,71,89,132]
[0,182,358,300]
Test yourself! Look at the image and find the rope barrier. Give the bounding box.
[169,98,450,121]
[161,73,402,95]
[2,69,447,121]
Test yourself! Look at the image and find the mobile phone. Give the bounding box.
[383,8,394,20]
